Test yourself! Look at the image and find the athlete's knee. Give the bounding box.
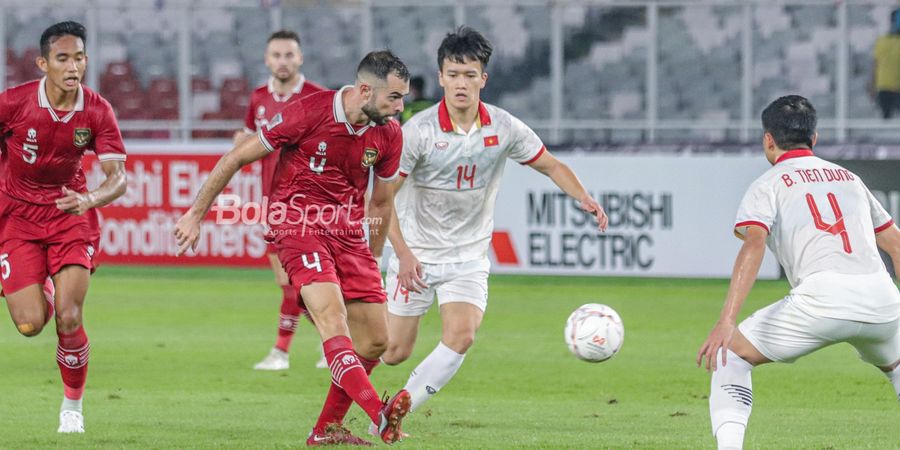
[443,330,475,354]
[382,342,412,365]
[15,321,44,337]
[355,330,388,360]
[54,309,82,334]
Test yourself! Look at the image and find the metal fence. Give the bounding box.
[2,0,899,145]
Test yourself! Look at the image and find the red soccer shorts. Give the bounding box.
[0,192,100,295]
[275,229,386,306]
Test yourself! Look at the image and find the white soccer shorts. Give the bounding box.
[739,295,900,366]
[385,256,490,317]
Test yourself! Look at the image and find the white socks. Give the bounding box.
[403,342,465,412]
[61,397,83,414]
[710,349,753,450]
[887,364,900,401]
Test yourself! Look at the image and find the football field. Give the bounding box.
[1,266,898,449]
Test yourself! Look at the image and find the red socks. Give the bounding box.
[314,351,380,432]
[275,284,300,352]
[57,325,89,400]
[316,336,382,427]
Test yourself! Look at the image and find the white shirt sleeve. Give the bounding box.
[734,178,776,238]
[864,182,894,231]
[506,114,545,164]
[399,121,423,176]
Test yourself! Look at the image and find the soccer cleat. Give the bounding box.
[376,389,411,444]
[57,410,84,433]
[306,424,373,447]
[315,355,328,369]
[254,348,289,371]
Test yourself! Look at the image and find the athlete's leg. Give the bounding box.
[2,240,52,336]
[381,314,422,365]
[52,264,91,433]
[402,302,480,412]
[254,253,302,371]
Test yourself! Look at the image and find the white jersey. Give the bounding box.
[734,149,899,322]
[397,100,545,263]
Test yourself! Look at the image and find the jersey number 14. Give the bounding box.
[805,193,852,254]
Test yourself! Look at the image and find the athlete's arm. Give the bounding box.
[528,150,608,231]
[233,130,254,146]
[386,176,426,292]
[175,136,269,255]
[876,224,900,279]
[367,177,396,264]
[56,159,127,216]
[697,225,767,371]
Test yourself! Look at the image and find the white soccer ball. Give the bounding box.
[564,303,624,362]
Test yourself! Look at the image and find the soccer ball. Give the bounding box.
[564,303,624,362]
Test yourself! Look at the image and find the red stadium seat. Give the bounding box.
[191,76,212,92]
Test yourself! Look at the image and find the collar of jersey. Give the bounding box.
[775,149,814,164]
[37,76,84,123]
[438,98,492,134]
[267,74,305,102]
[333,85,374,136]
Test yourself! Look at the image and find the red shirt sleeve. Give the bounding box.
[243,93,256,133]
[0,90,12,134]
[258,99,308,153]
[93,100,126,162]
[374,121,402,181]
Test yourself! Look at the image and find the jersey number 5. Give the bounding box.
[22,143,38,164]
[0,253,10,280]
[805,193,852,254]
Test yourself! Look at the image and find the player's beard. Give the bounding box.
[361,99,391,126]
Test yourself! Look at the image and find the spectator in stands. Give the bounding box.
[399,75,435,124]
[873,8,900,118]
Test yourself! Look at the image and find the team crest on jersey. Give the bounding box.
[256,105,266,118]
[26,128,37,142]
[435,141,449,150]
[361,148,378,168]
[73,128,91,147]
[317,141,327,155]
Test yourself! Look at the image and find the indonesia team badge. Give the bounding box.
[362,148,378,167]
[73,128,91,147]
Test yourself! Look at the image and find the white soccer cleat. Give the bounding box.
[57,410,84,433]
[254,348,290,371]
[315,355,328,369]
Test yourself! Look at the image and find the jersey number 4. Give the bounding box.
[805,193,852,254]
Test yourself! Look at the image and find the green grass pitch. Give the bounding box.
[1,266,898,449]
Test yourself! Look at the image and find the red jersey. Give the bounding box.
[0,78,126,205]
[259,87,402,239]
[243,75,325,197]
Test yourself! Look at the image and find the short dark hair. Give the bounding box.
[761,95,817,149]
[357,50,410,82]
[40,21,86,58]
[437,26,493,70]
[267,30,301,46]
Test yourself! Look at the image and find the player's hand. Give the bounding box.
[397,251,427,293]
[174,211,202,256]
[580,195,609,232]
[696,320,736,372]
[56,187,95,215]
